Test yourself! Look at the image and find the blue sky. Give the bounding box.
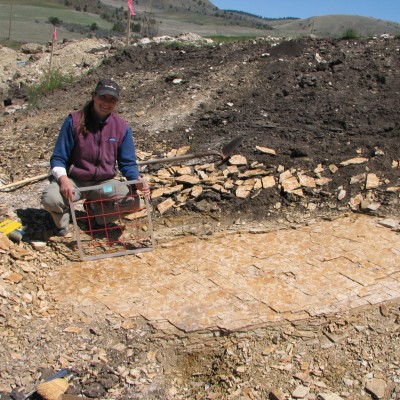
[211,1,400,23]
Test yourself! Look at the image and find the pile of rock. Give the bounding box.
[139,145,400,216]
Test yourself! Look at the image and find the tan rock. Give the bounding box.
[329,164,338,173]
[386,186,400,192]
[279,170,292,183]
[315,177,332,186]
[21,292,33,303]
[366,173,380,189]
[340,157,368,166]
[245,178,257,186]
[365,378,386,399]
[291,188,304,197]
[197,170,208,180]
[29,241,47,250]
[338,189,346,201]
[222,165,240,177]
[151,185,183,199]
[361,200,381,211]
[236,186,251,198]
[350,173,367,184]
[203,176,223,186]
[298,174,316,188]
[348,194,363,209]
[135,149,153,160]
[212,184,229,194]
[307,202,317,211]
[229,154,247,166]
[4,272,23,284]
[191,185,203,198]
[292,385,309,398]
[157,168,173,179]
[156,198,175,214]
[262,176,275,188]
[166,148,178,157]
[125,208,150,220]
[253,178,262,190]
[224,179,235,190]
[0,233,12,251]
[255,145,276,155]
[135,110,146,117]
[238,169,268,178]
[175,175,200,185]
[171,165,192,175]
[176,193,188,203]
[392,160,399,168]
[176,146,190,155]
[314,164,324,174]
[195,163,215,172]
[282,176,300,193]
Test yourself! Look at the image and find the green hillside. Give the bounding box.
[0,0,113,44]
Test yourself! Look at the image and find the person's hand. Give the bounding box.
[59,175,74,202]
[136,178,150,198]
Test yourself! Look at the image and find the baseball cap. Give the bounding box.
[95,79,120,99]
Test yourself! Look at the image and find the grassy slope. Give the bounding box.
[276,15,400,37]
[0,0,112,43]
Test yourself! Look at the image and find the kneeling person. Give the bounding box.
[41,78,150,236]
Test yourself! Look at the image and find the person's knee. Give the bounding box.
[41,190,65,213]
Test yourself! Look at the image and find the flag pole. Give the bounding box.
[8,0,13,41]
[49,27,57,81]
[126,0,136,47]
[126,5,131,47]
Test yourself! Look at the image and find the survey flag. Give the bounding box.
[128,0,137,16]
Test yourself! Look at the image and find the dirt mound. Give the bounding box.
[0,36,399,399]
[1,37,399,220]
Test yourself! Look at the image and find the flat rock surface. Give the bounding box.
[54,214,400,333]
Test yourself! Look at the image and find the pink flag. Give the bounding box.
[127,0,137,15]
[53,27,57,41]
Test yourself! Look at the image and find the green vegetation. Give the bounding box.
[26,68,74,107]
[340,28,360,39]
[0,0,113,43]
[48,16,62,25]
[0,38,22,49]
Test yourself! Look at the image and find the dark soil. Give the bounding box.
[2,37,400,222]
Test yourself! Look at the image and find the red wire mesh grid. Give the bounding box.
[69,180,154,261]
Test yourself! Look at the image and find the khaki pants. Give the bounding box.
[41,177,141,229]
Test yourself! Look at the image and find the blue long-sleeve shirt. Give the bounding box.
[50,113,140,182]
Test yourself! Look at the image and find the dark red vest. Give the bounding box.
[68,111,127,181]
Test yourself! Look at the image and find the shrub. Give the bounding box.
[27,69,74,107]
[112,21,125,32]
[48,16,62,26]
[341,28,359,39]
